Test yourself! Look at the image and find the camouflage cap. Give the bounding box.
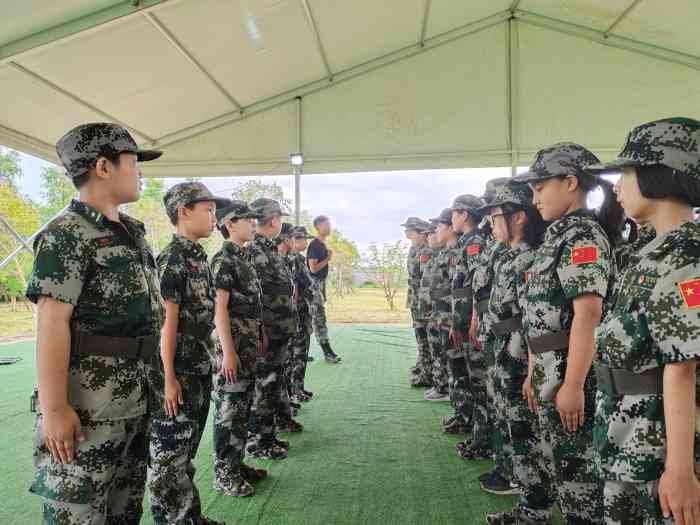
[401,216,432,232]
[450,194,485,214]
[585,117,700,179]
[250,197,290,219]
[483,177,512,203]
[163,182,229,219]
[291,226,315,239]
[56,122,162,179]
[279,222,295,240]
[216,199,263,226]
[479,180,534,213]
[431,208,453,225]
[512,142,600,184]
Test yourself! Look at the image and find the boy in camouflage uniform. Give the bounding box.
[210,200,269,498]
[148,182,228,525]
[513,143,612,524]
[587,118,700,525]
[247,198,299,459]
[402,217,433,387]
[26,123,164,524]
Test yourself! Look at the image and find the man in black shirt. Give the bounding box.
[307,215,341,363]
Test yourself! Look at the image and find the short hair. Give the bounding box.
[168,202,196,226]
[73,151,123,189]
[313,215,329,228]
[637,164,700,206]
[218,224,230,239]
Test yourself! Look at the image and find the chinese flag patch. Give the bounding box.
[524,271,530,282]
[678,278,700,309]
[96,236,112,248]
[467,244,481,256]
[419,255,431,263]
[571,246,598,265]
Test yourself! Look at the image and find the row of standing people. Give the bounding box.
[25,122,339,525]
[406,117,700,525]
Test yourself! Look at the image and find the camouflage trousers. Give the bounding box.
[212,322,259,484]
[253,338,291,448]
[148,373,212,525]
[537,402,604,524]
[310,279,329,346]
[289,326,312,395]
[426,321,449,394]
[464,341,491,449]
[490,365,513,480]
[499,373,555,522]
[446,354,472,426]
[30,413,149,525]
[603,480,672,525]
[410,311,432,384]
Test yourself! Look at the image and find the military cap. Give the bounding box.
[585,117,700,180]
[483,177,511,204]
[512,142,600,184]
[479,180,534,213]
[163,182,229,219]
[279,222,295,240]
[450,194,485,214]
[56,122,162,179]
[431,208,454,225]
[401,216,432,232]
[291,226,315,239]
[250,197,290,219]
[216,199,263,226]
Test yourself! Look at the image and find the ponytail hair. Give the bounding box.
[577,174,625,247]
[502,203,548,248]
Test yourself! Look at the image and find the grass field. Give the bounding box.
[0,302,34,340]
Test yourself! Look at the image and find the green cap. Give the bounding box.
[479,180,534,213]
[250,197,290,219]
[163,182,229,219]
[216,199,263,226]
[430,208,453,225]
[401,216,432,232]
[450,194,485,214]
[291,226,315,239]
[512,142,600,184]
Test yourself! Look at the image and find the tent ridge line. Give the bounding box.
[301,0,334,81]
[0,123,57,159]
[604,0,644,38]
[514,9,700,72]
[419,0,432,47]
[8,62,156,143]
[0,0,186,66]
[151,10,513,150]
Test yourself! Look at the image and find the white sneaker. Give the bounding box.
[424,390,449,401]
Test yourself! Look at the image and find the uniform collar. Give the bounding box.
[172,234,207,260]
[223,240,245,257]
[70,199,146,236]
[639,221,699,260]
[545,208,596,239]
[254,233,277,250]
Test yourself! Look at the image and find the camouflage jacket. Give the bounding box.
[594,221,700,482]
[406,244,422,310]
[522,209,613,405]
[488,242,536,381]
[452,229,486,333]
[473,236,506,353]
[157,234,215,376]
[615,223,656,272]
[416,248,439,320]
[431,244,460,333]
[289,252,314,332]
[248,234,297,341]
[26,199,164,421]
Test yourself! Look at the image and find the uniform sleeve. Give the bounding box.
[556,233,611,300]
[212,253,237,292]
[26,227,88,305]
[158,251,186,305]
[647,265,700,364]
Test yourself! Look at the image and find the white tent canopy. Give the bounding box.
[1,0,699,179]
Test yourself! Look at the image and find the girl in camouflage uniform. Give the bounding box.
[587,118,700,525]
[512,142,624,525]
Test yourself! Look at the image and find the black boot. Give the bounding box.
[321,342,341,364]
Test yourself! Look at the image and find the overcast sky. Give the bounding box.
[16,151,521,253]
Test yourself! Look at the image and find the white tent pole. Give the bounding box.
[295,97,302,226]
[419,0,432,47]
[301,0,334,81]
[506,17,519,177]
[604,0,644,38]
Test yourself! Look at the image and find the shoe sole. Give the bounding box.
[212,484,254,498]
[479,485,522,496]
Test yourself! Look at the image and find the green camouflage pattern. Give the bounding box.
[216,199,263,225]
[249,197,290,219]
[594,221,700,483]
[401,216,432,232]
[289,253,314,395]
[451,229,485,333]
[603,480,671,524]
[406,244,421,310]
[615,223,656,273]
[586,117,700,180]
[450,194,484,213]
[248,233,297,341]
[522,209,613,405]
[480,180,533,212]
[163,181,228,221]
[56,122,161,179]
[513,142,600,184]
[155,234,215,376]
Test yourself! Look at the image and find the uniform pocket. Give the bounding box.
[30,462,94,504]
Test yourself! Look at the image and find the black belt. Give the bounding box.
[262,283,293,295]
[491,315,522,336]
[452,286,472,299]
[430,288,451,300]
[528,330,570,354]
[475,299,489,315]
[177,319,214,339]
[432,302,451,313]
[596,364,663,396]
[229,301,261,318]
[71,330,158,360]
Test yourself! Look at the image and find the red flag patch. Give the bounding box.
[679,278,700,309]
[467,244,481,256]
[524,271,530,282]
[419,255,431,263]
[448,256,456,265]
[571,246,598,265]
[96,236,112,248]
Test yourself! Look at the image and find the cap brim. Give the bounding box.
[135,149,162,162]
[510,170,545,184]
[190,197,231,208]
[584,158,638,174]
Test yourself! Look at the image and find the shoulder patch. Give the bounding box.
[419,255,431,263]
[678,278,700,309]
[467,244,481,256]
[571,245,598,265]
[95,236,113,248]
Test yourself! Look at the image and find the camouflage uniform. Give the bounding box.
[26,123,163,525]
[482,182,555,524]
[586,118,700,524]
[514,143,611,524]
[210,207,264,493]
[288,230,315,397]
[248,199,297,451]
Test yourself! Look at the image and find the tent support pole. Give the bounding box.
[506,17,519,177]
[294,97,302,225]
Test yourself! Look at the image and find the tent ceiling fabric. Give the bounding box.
[0,0,698,177]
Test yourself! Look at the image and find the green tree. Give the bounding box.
[231,179,292,212]
[39,166,75,223]
[125,178,172,254]
[0,148,22,189]
[362,241,407,310]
